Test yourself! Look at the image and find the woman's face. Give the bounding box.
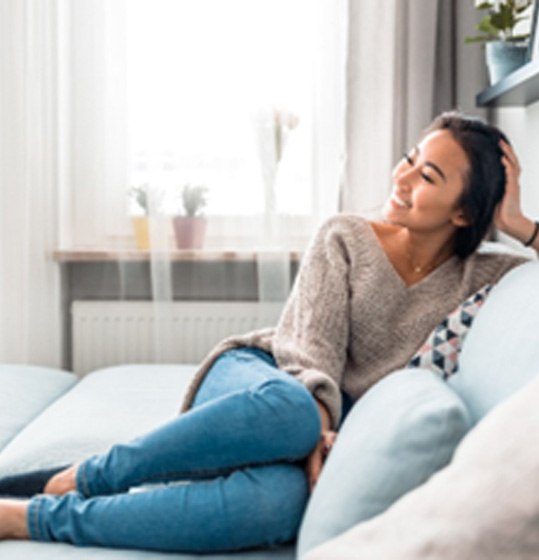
[383,129,471,234]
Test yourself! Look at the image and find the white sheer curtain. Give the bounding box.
[64,0,128,248]
[0,0,347,368]
[342,0,440,216]
[0,0,64,366]
[65,0,346,252]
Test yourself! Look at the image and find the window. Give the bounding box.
[65,0,345,250]
[126,0,317,218]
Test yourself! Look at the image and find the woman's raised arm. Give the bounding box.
[495,140,539,253]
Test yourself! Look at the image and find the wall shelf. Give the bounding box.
[476,60,539,107]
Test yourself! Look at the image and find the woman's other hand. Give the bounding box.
[305,429,337,492]
[305,397,337,492]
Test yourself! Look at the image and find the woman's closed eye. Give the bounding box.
[402,153,436,184]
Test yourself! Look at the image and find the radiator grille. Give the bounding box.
[72,301,284,376]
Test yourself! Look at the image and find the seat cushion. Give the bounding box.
[305,373,539,560]
[0,365,77,452]
[297,368,471,557]
[0,365,196,477]
[449,261,539,423]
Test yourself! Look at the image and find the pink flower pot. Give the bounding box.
[172,216,207,249]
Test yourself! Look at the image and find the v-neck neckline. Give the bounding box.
[364,220,459,290]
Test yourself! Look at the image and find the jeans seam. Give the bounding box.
[28,496,46,541]
[77,462,92,497]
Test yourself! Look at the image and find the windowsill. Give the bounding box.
[52,248,302,263]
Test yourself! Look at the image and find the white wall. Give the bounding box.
[493,101,539,222]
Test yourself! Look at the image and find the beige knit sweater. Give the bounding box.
[179,214,528,429]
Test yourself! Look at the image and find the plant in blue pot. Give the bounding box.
[466,0,533,85]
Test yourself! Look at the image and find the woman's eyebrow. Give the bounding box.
[413,145,447,183]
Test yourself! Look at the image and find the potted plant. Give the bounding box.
[172,184,209,249]
[128,184,151,250]
[465,0,533,85]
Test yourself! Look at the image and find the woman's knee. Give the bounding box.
[250,377,321,455]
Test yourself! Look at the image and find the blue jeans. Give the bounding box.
[26,348,328,553]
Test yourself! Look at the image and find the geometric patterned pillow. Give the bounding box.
[407,284,493,379]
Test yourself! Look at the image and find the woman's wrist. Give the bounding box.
[314,398,331,432]
[499,215,537,246]
[523,221,539,247]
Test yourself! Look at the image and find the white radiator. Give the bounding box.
[72,301,284,377]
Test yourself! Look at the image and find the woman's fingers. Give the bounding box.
[306,430,338,492]
[321,430,337,457]
[306,445,324,492]
[500,139,520,173]
[495,140,529,239]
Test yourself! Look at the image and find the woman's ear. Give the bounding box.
[451,209,470,228]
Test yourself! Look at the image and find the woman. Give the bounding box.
[0,111,538,552]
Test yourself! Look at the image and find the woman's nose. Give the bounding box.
[394,167,415,191]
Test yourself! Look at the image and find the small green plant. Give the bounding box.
[465,0,533,44]
[178,184,208,217]
[128,184,150,215]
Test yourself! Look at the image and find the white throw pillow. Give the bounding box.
[305,373,539,560]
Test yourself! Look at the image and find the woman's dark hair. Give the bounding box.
[423,110,510,259]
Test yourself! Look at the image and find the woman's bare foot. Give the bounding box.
[43,464,79,495]
[0,499,29,540]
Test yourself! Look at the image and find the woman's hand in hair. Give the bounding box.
[495,140,535,242]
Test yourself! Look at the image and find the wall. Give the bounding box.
[492,101,539,250]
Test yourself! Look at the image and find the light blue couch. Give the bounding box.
[1,260,537,559]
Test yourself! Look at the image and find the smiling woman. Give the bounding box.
[383,112,524,267]
[0,111,536,555]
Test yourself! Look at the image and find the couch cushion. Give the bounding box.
[0,365,196,477]
[296,368,471,557]
[305,373,539,560]
[0,365,77,453]
[449,261,539,423]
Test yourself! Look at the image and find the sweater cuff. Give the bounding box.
[294,369,342,430]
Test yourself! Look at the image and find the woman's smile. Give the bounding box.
[390,193,412,209]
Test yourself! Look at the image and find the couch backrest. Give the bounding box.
[448,261,539,424]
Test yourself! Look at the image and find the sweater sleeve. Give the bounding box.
[272,216,352,429]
